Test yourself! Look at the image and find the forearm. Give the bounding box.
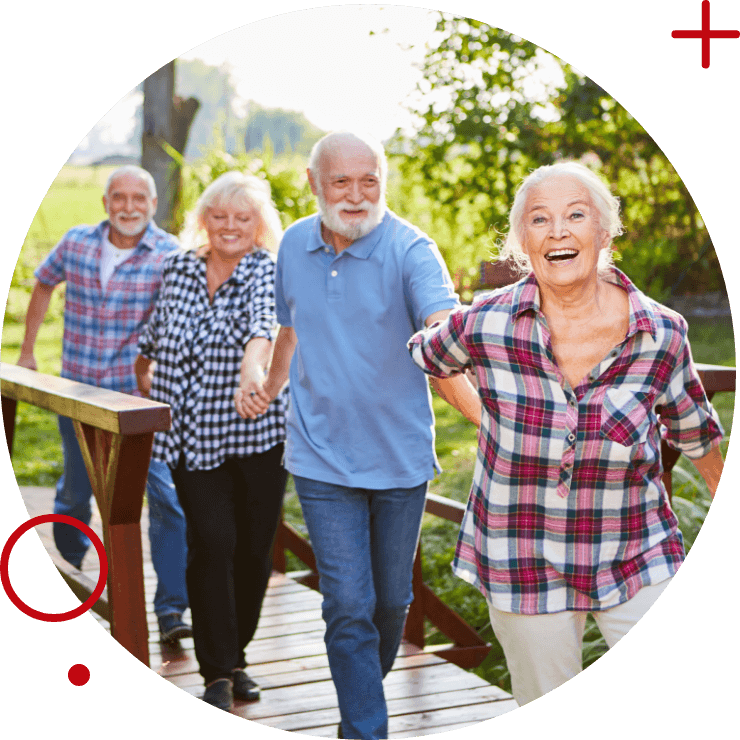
[240,337,272,384]
[235,326,296,420]
[689,444,724,499]
[430,374,482,427]
[19,281,55,368]
[263,326,297,397]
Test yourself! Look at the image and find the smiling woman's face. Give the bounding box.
[203,201,261,261]
[522,175,610,292]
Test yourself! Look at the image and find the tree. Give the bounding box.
[392,14,723,300]
[141,61,199,232]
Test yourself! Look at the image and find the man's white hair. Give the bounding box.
[308,131,388,191]
[105,165,157,200]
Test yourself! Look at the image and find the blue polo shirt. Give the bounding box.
[275,210,458,489]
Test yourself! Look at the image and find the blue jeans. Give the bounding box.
[294,475,428,740]
[53,415,188,617]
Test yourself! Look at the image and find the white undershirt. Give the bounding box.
[100,227,134,290]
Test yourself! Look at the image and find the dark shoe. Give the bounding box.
[158,613,192,643]
[232,669,260,701]
[337,723,343,739]
[203,678,233,711]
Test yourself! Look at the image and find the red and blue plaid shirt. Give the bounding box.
[409,269,723,614]
[35,220,179,395]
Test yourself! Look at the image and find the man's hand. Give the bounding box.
[134,354,155,397]
[16,350,37,371]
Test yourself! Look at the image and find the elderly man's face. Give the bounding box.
[103,173,157,238]
[311,141,384,241]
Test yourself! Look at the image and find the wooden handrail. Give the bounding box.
[1,363,171,667]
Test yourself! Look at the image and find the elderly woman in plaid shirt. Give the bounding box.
[409,162,724,707]
[135,172,288,712]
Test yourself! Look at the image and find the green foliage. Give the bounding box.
[4,165,114,326]
[392,14,724,301]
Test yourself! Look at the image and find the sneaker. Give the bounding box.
[232,668,260,701]
[203,678,233,711]
[158,613,192,643]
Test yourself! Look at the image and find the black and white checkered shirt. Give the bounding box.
[138,248,287,471]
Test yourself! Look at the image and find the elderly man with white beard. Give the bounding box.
[17,165,191,645]
[235,131,480,740]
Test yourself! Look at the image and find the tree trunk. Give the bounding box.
[141,61,199,233]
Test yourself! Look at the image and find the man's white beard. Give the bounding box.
[317,191,385,241]
[109,207,154,238]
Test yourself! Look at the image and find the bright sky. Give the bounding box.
[94,6,441,148]
[178,5,438,139]
[91,5,567,152]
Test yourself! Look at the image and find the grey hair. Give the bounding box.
[105,165,157,199]
[499,162,624,276]
[179,171,283,253]
[308,131,388,192]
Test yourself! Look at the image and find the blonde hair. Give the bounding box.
[180,171,283,253]
[499,162,623,276]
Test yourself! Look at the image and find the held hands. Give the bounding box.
[235,364,273,419]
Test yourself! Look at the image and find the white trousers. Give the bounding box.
[487,579,672,706]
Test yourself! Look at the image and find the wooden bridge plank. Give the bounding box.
[20,484,517,736]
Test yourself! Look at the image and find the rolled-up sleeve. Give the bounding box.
[35,240,67,286]
[408,307,471,378]
[247,255,279,342]
[659,336,724,459]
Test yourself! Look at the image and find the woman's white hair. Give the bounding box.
[179,171,283,253]
[499,161,624,276]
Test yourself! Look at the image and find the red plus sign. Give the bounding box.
[672,1,739,68]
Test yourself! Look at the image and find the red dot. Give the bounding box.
[68,664,90,686]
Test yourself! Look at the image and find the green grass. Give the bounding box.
[3,165,735,694]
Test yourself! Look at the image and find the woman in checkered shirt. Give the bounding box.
[135,172,288,712]
[409,162,724,707]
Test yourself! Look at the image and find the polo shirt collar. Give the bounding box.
[308,209,390,259]
[510,267,658,340]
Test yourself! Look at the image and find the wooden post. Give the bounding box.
[0,364,172,667]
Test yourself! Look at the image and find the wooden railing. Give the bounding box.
[2,361,733,671]
[1,363,170,667]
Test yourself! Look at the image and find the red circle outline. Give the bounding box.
[1,514,108,622]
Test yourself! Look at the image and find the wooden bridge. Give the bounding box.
[2,361,735,735]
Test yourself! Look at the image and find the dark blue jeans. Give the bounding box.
[294,475,428,740]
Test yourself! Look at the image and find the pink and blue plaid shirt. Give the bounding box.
[409,269,723,614]
[35,220,179,395]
